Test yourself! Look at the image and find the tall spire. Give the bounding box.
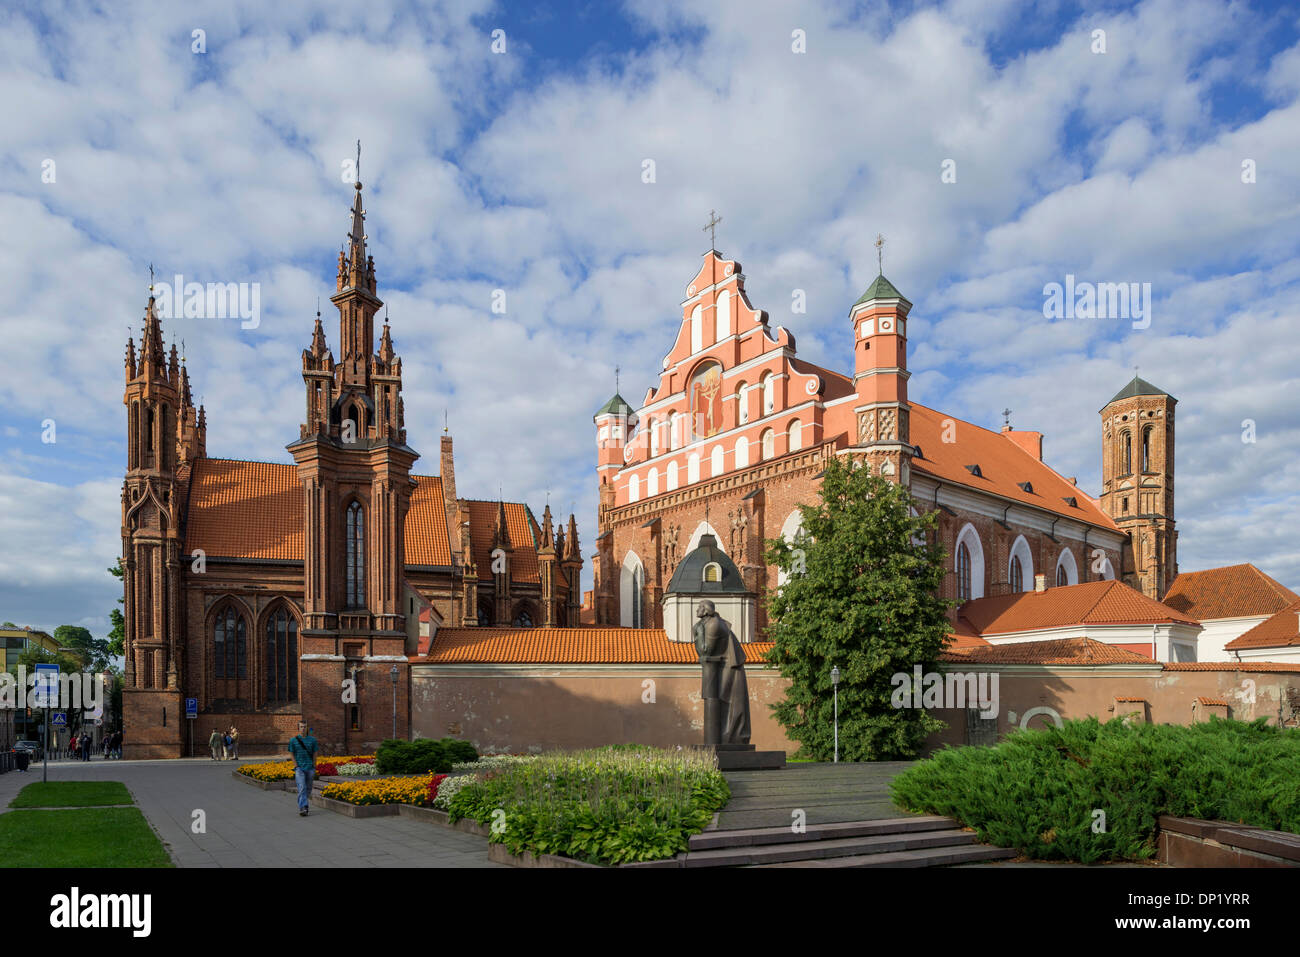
[541,504,555,549]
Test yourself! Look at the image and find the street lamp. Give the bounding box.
[830,666,841,764]
[390,665,399,740]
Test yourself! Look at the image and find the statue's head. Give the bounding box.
[696,600,716,619]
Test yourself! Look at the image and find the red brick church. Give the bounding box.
[591,246,1178,635]
[120,179,582,758]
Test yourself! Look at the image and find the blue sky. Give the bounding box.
[1,0,1298,639]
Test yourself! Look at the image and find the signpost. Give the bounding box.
[34,663,58,784]
[186,698,198,758]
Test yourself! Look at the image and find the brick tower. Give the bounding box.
[1098,376,1177,599]
[121,291,204,756]
[847,270,914,483]
[593,392,634,625]
[287,176,418,751]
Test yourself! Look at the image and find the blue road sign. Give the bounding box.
[185,698,198,719]
[52,712,67,727]
[34,663,59,708]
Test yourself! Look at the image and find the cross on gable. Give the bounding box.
[703,209,722,250]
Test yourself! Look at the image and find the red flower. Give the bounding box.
[426,774,449,806]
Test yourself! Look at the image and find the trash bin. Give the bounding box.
[15,749,30,772]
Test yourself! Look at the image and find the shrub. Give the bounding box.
[891,717,1300,863]
[376,738,478,774]
[439,738,478,765]
[446,747,729,865]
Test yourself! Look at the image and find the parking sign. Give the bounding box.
[34,664,59,708]
[185,698,198,719]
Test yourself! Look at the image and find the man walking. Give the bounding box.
[209,728,222,761]
[288,722,318,817]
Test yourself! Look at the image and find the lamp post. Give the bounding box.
[390,664,399,740]
[830,666,840,764]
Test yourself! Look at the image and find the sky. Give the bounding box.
[1,0,1297,639]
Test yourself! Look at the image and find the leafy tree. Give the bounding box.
[54,625,111,673]
[107,559,126,659]
[764,456,953,761]
[8,644,96,739]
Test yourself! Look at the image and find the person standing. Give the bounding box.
[221,730,232,760]
[287,722,319,817]
[228,727,239,761]
[208,728,222,761]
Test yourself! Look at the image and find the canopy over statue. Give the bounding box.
[693,599,751,746]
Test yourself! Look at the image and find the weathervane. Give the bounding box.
[874,234,885,274]
[703,209,722,250]
[355,139,362,185]
[1002,408,1012,429]
[148,262,154,293]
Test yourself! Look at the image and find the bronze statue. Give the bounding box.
[693,600,750,745]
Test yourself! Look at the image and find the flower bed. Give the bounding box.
[237,755,373,783]
[337,762,379,777]
[322,773,438,806]
[447,748,729,865]
[450,754,539,773]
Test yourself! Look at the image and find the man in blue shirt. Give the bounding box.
[287,721,319,817]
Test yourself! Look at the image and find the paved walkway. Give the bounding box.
[0,759,502,868]
[716,761,919,830]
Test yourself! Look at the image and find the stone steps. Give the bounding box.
[751,843,1018,868]
[689,814,955,850]
[679,827,983,867]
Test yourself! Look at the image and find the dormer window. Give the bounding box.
[1062,496,1078,507]
[1017,481,1033,494]
[703,562,722,583]
[964,464,982,478]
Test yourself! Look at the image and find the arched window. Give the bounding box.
[1057,564,1069,587]
[1010,556,1023,592]
[736,383,749,424]
[735,436,749,469]
[711,445,725,477]
[214,605,247,679]
[265,605,298,704]
[1121,431,1132,475]
[632,565,643,628]
[789,419,802,452]
[346,501,365,608]
[345,403,362,443]
[762,374,775,415]
[1008,535,1033,593]
[1142,427,1152,472]
[954,523,986,601]
[957,542,972,601]
[690,305,703,353]
[761,429,775,460]
[703,562,722,583]
[650,417,660,456]
[621,553,645,628]
[715,290,731,340]
[647,468,659,497]
[669,411,680,450]
[688,453,700,484]
[512,604,534,628]
[477,602,492,626]
[1055,548,1078,587]
[667,461,679,491]
[629,474,640,503]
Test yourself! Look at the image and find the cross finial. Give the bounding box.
[443,409,448,434]
[1002,408,1012,428]
[874,234,885,275]
[703,209,722,250]
[355,139,361,185]
[615,365,620,394]
[316,296,320,320]
[181,339,186,363]
[148,262,154,293]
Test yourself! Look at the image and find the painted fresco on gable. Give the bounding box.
[690,361,723,438]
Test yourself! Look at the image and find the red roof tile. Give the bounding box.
[1224,600,1300,651]
[1163,661,1300,673]
[1163,564,1299,621]
[939,637,1155,666]
[958,580,1198,635]
[465,501,541,583]
[424,627,776,664]
[407,475,452,566]
[908,403,1117,530]
[1195,696,1229,707]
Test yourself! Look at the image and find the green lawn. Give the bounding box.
[0,808,172,867]
[10,781,133,808]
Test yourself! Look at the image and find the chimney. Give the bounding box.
[440,434,461,558]
[1004,430,1045,462]
[1034,573,1047,593]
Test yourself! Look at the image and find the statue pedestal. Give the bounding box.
[695,743,787,771]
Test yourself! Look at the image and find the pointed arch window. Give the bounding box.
[1010,555,1024,592]
[957,542,972,602]
[214,605,247,679]
[762,374,775,415]
[265,606,299,704]
[736,383,749,424]
[1121,431,1132,475]
[1142,427,1152,472]
[1057,564,1069,587]
[346,501,366,609]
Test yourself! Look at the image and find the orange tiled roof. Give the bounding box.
[1114,696,1146,701]
[1195,696,1229,707]
[424,627,776,664]
[1163,564,1299,621]
[939,637,1155,666]
[407,475,452,566]
[185,459,303,560]
[1163,661,1300,673]
[185,458,453,568]
[908,402,1118,530]
[958,580,1198,636]
[1224,600,1300,651]
[944,630,991,654]
[465,501,541,583]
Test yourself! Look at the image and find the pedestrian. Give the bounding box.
[113,730,123,759]
[67,734,76,761]
[81,734,90,761]
[287,721,319,817]
[208,727,222,761]
[222,729,232,760]
[228,727,239,761]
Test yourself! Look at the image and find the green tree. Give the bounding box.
[9,644,95,739]
[107,559,125,659]
[53,625,111,673]
[764,456,953,761]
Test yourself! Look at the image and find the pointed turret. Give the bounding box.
[310,315,329,359]
[492,500,510,549]
[565,513,580,562]
[378,322,395,366]
[540,504,555,549]
[125,336,137,380]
